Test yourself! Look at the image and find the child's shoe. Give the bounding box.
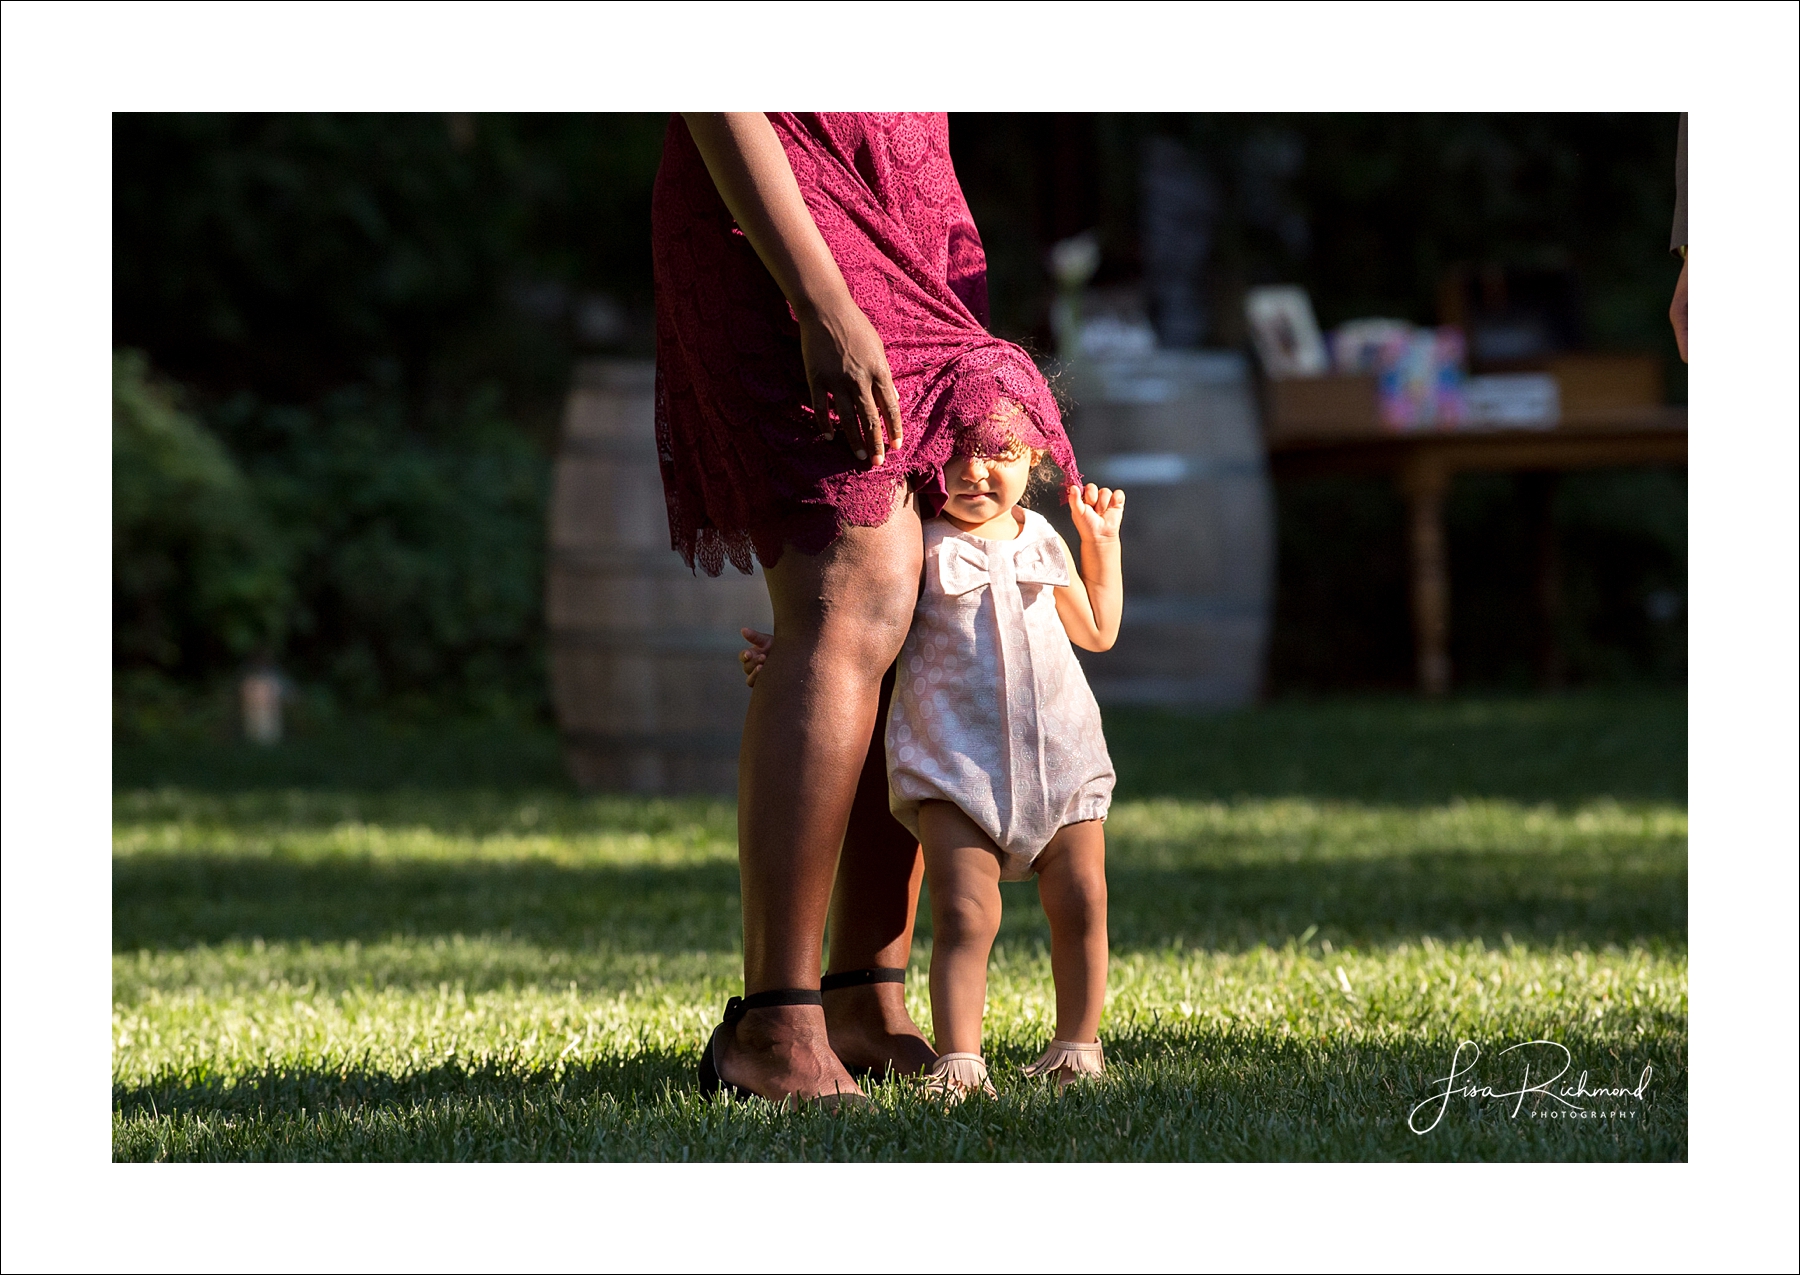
[1023,1039,1105,1091]
[922,1052,997,1103]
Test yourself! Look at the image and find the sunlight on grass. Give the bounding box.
[114,782,1686,1161]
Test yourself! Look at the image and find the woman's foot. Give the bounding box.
[714,1004,867,1107]
[823,981,937,1078]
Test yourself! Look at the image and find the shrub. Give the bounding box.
[212,384,550,717]
[113,350,288,679]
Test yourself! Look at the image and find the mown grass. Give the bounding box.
[113,691,1687,1161]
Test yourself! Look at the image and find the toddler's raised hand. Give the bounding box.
[739,627,773,687]
[1066,483,1125,544]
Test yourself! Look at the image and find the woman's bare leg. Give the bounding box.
[716,498,923,1103]
[822,663,936,1075]
[918,801,1005,1056]
[1032,820,1109,1043]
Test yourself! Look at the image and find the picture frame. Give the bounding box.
[1244,284,1330,379]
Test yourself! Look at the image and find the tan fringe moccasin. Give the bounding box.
[922,1052,997,1103]
[1022,1039,1106,1091]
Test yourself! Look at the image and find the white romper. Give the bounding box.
[886,508,1115,879]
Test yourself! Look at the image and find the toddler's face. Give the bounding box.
[943,447,1034,526]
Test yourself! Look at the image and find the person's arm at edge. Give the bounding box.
[1669,111,1687,363]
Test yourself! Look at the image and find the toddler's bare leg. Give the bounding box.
[1033,820,1109,1043]
[917,801,1004,1056]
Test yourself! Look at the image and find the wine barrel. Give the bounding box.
[547,360,772,792]
[1055,350,1274,707]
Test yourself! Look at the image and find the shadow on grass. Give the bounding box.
[115,848,1686,960]
[114,691,1686,806]
[112,1022,1686,1162]
[1104,692,1685,805]
[113,720,572,794]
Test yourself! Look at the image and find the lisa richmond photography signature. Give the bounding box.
[1408,1040,1655,1134]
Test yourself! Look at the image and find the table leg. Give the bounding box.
[1399,457,1451,696]
[1521,472,1565,688]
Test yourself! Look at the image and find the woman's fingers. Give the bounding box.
[823,379,868,461]
[874,371,904,451]
[857,383,887,467]
[809,379,835,441]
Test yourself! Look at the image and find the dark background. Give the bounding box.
[112,112,1686,732]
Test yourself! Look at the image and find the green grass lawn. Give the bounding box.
[113,691,1686,1161]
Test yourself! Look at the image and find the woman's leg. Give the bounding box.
[717,498,923,1102]
[917,801,1005,1057]
[821,662,937,1075]
[1032,821,1109,1043]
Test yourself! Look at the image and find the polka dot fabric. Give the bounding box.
[886,510,1114,878]
[651,113,1079,575]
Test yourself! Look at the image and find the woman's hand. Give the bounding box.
[1066,483,1125,544]
[682,113,902,468]
[739,627,774,688]
[799,303,904,466]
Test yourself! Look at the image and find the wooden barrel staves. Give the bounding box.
[1055,350,1274,707]
[547,360,772,792]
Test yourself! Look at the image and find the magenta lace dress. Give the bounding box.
[651,113,1080,575]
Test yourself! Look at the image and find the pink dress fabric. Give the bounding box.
[886,509,1114,878]
[651,113,1080,575]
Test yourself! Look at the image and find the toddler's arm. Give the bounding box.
[1054,483,1125,651]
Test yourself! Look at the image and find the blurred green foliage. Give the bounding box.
[114,113,1685,724]
[113,112,665,425]
[209,385,548,717]
[113,114,666,725]
[113,351,289,695]
[113,352,549,729]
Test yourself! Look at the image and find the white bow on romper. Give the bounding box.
[886,508,1115,878]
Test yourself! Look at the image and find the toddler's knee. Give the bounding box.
[934,890,1002,947]
[1047,869,1107,932]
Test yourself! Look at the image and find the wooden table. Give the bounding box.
[1266,408,1688,694]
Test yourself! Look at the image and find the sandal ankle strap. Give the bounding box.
[819,967,906,992]
[722,988,824,1025]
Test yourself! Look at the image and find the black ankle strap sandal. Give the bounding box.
[722,988,822,1023]
[819,967,906,992]
[698,988,825,1100]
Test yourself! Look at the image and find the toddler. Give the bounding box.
[743,436,1125,1100]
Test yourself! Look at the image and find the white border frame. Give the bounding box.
[4,3,1795,1271]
